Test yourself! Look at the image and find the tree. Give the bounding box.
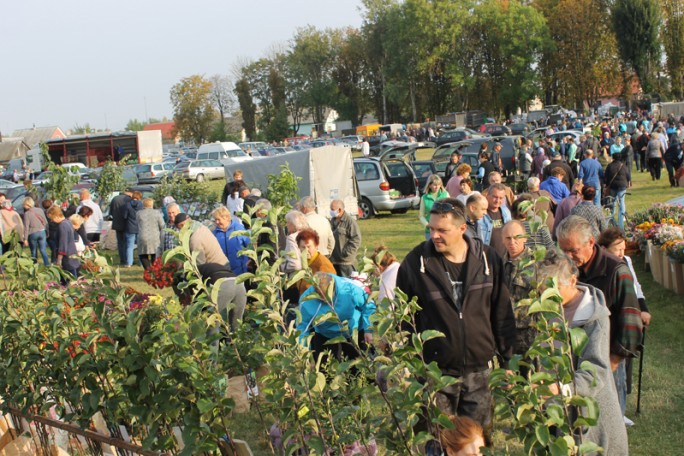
[662,0,684,98]
[612,0,662,93]
[72,123,97,134]
[169,75,216,145]
[125,119,146,131]
[289,26,337,131]
[235,77,257,140]
[209,74,235,141]
[265,67,290,141]
[95,160,127,203]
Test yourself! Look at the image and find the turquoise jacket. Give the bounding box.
[298,275,375,341]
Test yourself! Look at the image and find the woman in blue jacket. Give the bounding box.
[211,206,251,274]
[298,272,375,362]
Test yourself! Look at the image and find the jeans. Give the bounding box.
[116,230,126,265]
[28,230,50,265]
[47,238,58,263]
[586,182,601,206]
[124,233,137,266]
[613,360,627,416]
[611,188,627,230]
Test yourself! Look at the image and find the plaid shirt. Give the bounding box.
[162,223,178,251]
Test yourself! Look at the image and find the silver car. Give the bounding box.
[137,162,175,184]
[173,159,225,182]
[353,157,420,219]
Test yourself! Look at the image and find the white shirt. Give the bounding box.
[226,194,244,215]
[361,141,370,157]
[305,211,335,256]
[378,262,400,303]
[77,199,103,235]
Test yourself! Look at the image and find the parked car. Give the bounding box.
[410,161,438,193]
[340,135,364,150]
[0,179,20,189]
[137,162,175,184]
[353,157,419,219]
[434,128,485,146]
[431,143,481,178]
[433,137,522,175]
[481,124,512,136]
[273,146,295,154]
[197,142,252,164]
[173,159,225,182]
[508,123,530,136]
[238,142,268,156]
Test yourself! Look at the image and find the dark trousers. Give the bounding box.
[116,230,126,264]
[420,368,494,449]
[139,254,155,270]
[666,161,679,186]
[333,263,355,278]
[47,238,58,263]
[648,157,662,180]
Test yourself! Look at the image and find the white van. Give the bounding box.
[197,142,252,164]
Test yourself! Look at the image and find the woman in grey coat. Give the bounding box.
[135,198,165,270]
[538,251,628,455]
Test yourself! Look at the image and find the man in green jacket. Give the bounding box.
[329,199,361,278]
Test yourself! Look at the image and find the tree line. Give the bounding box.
[168,0,684,145]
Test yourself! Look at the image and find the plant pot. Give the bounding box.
[670,259,684,295]
[648,242,662,283]
[661,249,673,290]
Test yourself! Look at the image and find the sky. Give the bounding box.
[0,0,364,136]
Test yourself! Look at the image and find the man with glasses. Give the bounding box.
[396,197,516,447]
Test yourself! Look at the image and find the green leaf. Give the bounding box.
[421,329,445,342]
[535,423,550,446]
[312,372,326,393]
[197,398,213,414]
[297,405,309,418]
[579,441,603,454]
[569,327,589,355]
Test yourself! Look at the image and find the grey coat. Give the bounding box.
[569,284,629,455]
[135,208,165,255]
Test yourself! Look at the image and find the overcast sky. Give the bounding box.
[1,0,363,136]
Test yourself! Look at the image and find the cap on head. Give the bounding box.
[174,213,189,227]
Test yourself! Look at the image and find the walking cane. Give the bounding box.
[636,327,646,415]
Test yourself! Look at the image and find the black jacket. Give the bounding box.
[396,235,516,377]
[604,160,630,191]
[123,199,143,234]
[110,194,132,231]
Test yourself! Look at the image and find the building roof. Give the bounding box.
[11,126,65,148]
[143,122,176,141]
[0,141,29,163]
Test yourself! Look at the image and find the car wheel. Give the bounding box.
[358,197,374,220]
[196,174,205,182]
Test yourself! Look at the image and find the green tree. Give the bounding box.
[125,119,146,131]
[235,77,257,140]
[662,0,684,98]
[466,0,550,117]
[612,0,662,93]
[289,26,337,130]
[72,123,97,134]
[169,75,216,145]
[265,67,290,141]
[95,160,127,203]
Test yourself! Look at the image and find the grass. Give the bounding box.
[112,156,682,454]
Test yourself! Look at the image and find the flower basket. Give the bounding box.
[661,248,673,290]
[647,241,662,283]
[670,259,684,295]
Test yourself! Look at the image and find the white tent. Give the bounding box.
[223,146,358,216]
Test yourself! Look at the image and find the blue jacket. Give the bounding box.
[212,218,251,274]
[477,205,511,245]
[578,158,604,187]
[298,275,375,342]
[123,200,143,234]
[540,176,570,203]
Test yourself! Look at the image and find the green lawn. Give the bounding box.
[115,159,682,454]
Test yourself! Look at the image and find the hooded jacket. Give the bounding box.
[396,235,516,377]
[123,199,143,234]
[564,284,629,456]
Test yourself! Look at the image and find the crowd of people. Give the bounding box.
[1,111,677,454]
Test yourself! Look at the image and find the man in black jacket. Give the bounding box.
[396,197,515,442]
[109,188,132,265]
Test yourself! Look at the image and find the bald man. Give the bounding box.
[76,188,103,242]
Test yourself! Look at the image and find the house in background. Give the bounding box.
[11,126,66,148]
[143,122,179,144]
[0,140,30,166]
